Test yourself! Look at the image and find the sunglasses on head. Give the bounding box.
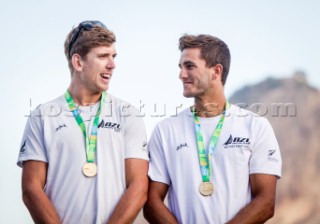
[68,20,108,59]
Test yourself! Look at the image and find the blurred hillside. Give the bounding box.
[229,71,320,224]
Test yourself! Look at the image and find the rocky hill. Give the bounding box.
[229,71,320,224]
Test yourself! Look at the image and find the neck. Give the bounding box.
[68,85,102,106]
[193,95,226,118]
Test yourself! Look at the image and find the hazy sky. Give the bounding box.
[1,0,319,222]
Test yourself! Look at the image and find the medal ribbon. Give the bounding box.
[193,102,230,182]
[64,90,106,163]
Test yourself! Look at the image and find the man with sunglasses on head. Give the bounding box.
[144,34,282,223]
[17,20,149,224]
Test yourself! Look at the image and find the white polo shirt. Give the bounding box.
[148,104,282,224]
[18,93,148,224]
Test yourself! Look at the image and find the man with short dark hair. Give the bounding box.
[18,20,149,224]
[144,34,282,224]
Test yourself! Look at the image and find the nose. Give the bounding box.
[107,58,116,69]
[179,68,187,80]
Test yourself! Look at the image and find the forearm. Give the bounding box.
[227,196,275,224]
[107,182,147,224]
[23,188,61,224]
[144,200,178,224]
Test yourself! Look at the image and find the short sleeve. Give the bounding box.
[123,106,149,161]
[148,125,170,185]
[249,118,282,178]
[17,109,48,167]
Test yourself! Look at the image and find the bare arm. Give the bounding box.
[22,160,61,224]
[227,174,278,224]
[107,158,148,224]
[143,181,178,224]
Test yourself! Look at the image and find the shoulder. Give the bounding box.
[228,104,275,136]
[151,108,191,133]
[105,93,141,116]
[229,104,271,125]
[29,95,65,119]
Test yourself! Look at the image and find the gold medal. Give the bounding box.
[199,182,214,196]
[82,163,97,177]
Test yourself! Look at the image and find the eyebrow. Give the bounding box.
[179,60,196,68]
[97,53,117,57]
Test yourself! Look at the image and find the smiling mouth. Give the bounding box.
[101,74,111,79]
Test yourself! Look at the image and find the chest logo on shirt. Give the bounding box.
[98,119,121,132]
[223,135,250,149]
[55,124,67,132]
[176,142,188,150]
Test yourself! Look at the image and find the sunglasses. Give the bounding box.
[68,20,108,59]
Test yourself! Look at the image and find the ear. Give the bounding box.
[211,64,223,82]
[71,54,83,72]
